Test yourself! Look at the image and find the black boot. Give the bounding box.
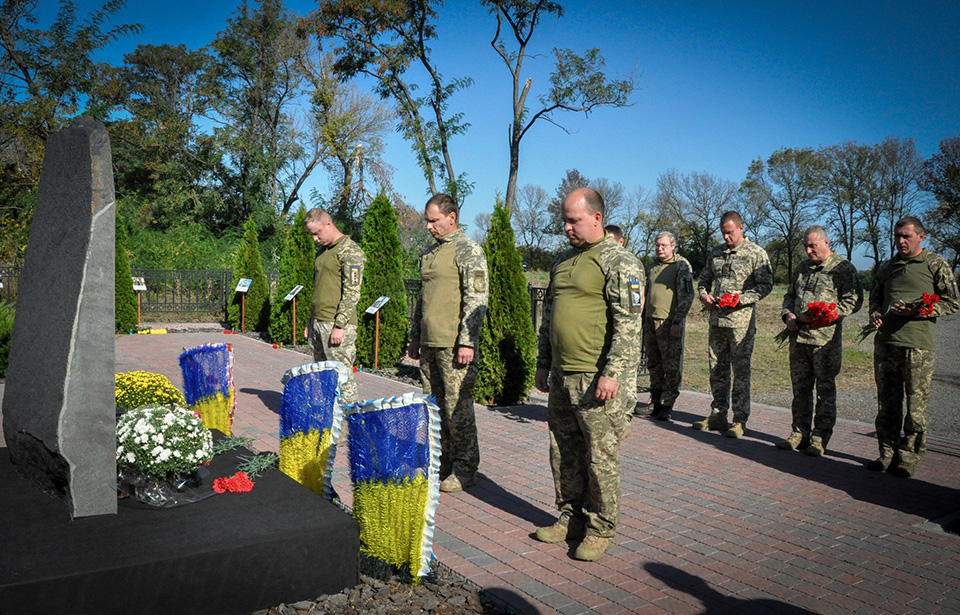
[648,390,662,417]
[657,404,672,422]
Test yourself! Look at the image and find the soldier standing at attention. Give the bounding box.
[534,187,645,562]
[407,193,488,493]
[644,231,695,422]
[868,216,958,477]
[777,226,863,456]
[304,208,366,405]
[692,211,773,438]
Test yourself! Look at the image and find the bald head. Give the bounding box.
[562,188,605,247]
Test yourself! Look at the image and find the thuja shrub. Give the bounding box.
[115,211,139,333]
[357,193,409,368]
[475,201,536,405]
[228,218,271,331]
[269,206,315,344]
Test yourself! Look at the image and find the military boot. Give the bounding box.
[776,431,805,450]
[574,535,612,562]
[893,450,920,478]
[657,404,672,422]
[692,412,729,432]
[535,515,586,544]
[866,446,896,472]
[439,474,476,493]
[805,436,825,457]
[724,422,745,439]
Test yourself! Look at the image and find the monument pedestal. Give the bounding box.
[0,440,359,614]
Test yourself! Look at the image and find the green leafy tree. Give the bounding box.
[115,211,139,332]
[269,205,315,344]
[0,0,140,263]
[921,136,960,268]
[356,193,408,368]
[475,201,536,405]
[228,218,271,331]
[314,0,473,204]
[481,0,634,210]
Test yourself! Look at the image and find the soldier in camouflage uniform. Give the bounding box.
[868,216,959,477]
[304,208,366,405]
[407,193,488,493]
[777,226,863,456]
[693,211,773,439]
[533,188,645,562]
[644,231,695,422]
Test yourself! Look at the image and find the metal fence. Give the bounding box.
[0,266,18,305]
[0,267,544,327]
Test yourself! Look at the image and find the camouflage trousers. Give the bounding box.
[644,317,684,408]
[874,341,935,466]
[789,337,842,445]
[419,346,480,480]
[547,368,634,538]
[310,320,358,405]
[708,324,755,424]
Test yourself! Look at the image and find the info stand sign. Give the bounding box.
[365,296,390,369]
[132,276,147,328]
[284,285,304,345]
[235,278,252,331]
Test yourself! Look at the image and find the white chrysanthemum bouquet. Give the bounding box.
[117,405,214,480]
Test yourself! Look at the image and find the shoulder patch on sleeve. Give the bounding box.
[629,274,643,313]
[350,265,360,286]
[473,270,487,292]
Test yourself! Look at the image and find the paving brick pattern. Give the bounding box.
[6,330,960,615]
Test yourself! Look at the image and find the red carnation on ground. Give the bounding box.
[718,293,740,308]
[213,471,255,493]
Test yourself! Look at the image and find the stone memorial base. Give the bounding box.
[0,435,359,614]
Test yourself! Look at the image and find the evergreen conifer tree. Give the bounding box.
[475,201,536,405]
[115,211,139,333]
[269,206,315,344]
[228,218,271,331]
[357,193,409,368]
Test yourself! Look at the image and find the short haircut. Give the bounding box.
[895,215,925,234]
[305,208,331,224]
[604,224,623,241]
[720,211,743,226]
[803,225,828,242]
[655,230,677,244]
[580,188,605,217]
[426,193,459,219]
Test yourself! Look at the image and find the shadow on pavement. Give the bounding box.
[667,412,960,520]
[239,387,282,415]
[484,404,547,424]
[644,562,820,614]
[472,472,556,527]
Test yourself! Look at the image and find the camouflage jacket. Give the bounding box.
[644,254,695,326]
[537,234,645,382]
[870,249,960,350]
[781,252,863,346]
[411,227,488,349]
[311,235,365,328]
[697,237,773,329]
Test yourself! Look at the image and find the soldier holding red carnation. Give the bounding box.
[868,216,959,477]
[693,211,773,438]
[778,226,863,456]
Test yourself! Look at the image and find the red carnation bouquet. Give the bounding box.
[213,471,255,493]
[717,293,740,308]
[857,293,940,343]
[774,301,840,350]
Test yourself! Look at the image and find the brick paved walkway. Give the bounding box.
[6,330,960,614]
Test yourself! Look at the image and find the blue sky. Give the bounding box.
[42,1,960,239]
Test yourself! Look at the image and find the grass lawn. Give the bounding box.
[674,286,875,396]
